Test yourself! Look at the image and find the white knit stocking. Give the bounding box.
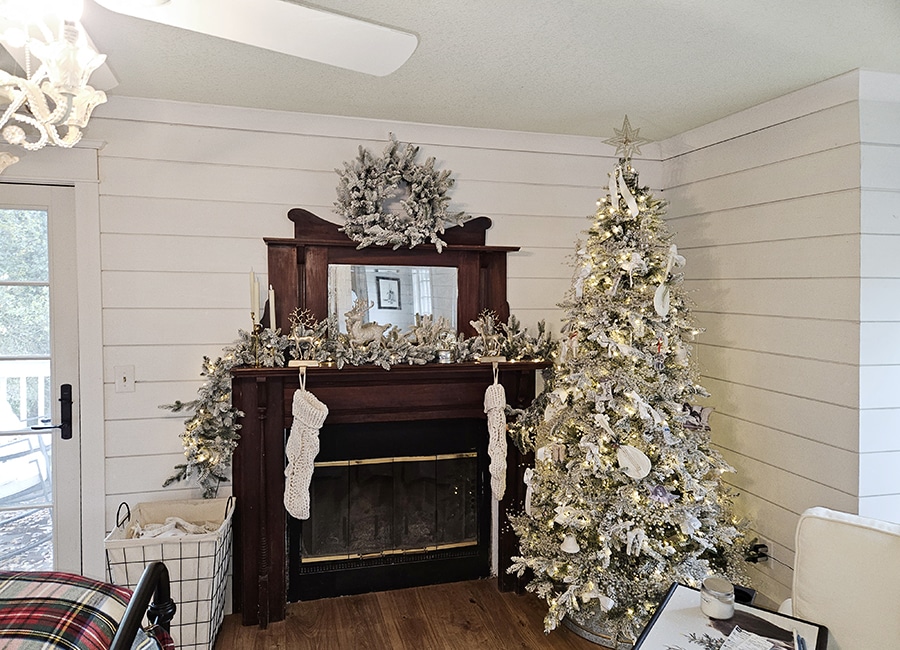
[284,386,329,520]
[484,374,507,501]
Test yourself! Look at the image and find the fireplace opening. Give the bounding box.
[287,418,490,601]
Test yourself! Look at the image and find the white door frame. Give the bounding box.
[2,144,106,578]
[1,184,80,571]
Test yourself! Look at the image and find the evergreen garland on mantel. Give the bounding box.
[163,310,555,498]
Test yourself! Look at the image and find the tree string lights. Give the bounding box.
[508,136,746,643]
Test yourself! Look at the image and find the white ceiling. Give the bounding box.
[77,0,900,142]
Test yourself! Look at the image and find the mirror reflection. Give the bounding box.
[328,264,458,333]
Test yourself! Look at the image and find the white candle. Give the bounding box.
[268,284,276,331]
[250,270,260,324]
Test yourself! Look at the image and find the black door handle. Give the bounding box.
[30,383,72,440]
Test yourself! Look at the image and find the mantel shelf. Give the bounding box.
[263,236,520,254]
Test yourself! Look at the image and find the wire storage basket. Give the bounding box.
[104,498,234,650]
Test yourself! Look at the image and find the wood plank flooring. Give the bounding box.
[215,579,600,649]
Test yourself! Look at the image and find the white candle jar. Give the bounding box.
[700,576,735,619]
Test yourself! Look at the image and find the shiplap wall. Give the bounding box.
[85,97,663,568]
[659,70,872,604]
[21,69,898,600]
[859,71,900,521]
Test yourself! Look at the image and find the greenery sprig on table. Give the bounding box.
[162,309,555,498]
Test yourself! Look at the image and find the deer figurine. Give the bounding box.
[344,299,389,346]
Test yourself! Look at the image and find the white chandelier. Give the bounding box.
[0,0,107,171]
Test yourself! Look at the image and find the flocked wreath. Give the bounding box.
[334,135,468,252]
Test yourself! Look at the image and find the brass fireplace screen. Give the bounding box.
[301,452,479,563]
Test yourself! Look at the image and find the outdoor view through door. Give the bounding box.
[0,185,80,572]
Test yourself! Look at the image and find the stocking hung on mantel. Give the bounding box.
[484,363,507,501]
[283,373,329,520]
[508,117,748,645]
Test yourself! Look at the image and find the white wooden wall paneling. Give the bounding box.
[490,214,588,248]
[103,308,244,346]
[658,70,860,159]
[102,234,267,272]
[860,279,900,320]
[860,233,900,277]
[858,67,898,516]
[104,344,229,384]
[860,101,900,144]
[664,146,860,217]
[713,416,858,494]
[685,235,860,279]
[668,189,860,246]
[701,346,858,409]
[859,495,900,522]
[105,381,202,421]
[102,271,257,308]
[859,409,900,453]
[720,449,858,519]
[100,196,296,238]
[91,117,636,188]
[703,378,857,452]
[685,278,858,320]
[663,101,860,187]
[697,313,859,365]
[861,144,900,190]
[94,96,638,160]
[861,188,900,235]
[660,79,869,605]
[859,451,900,495]
[106,418,185,457]
[859,366,900,409]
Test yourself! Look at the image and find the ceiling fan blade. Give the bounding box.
[92,0,418,76]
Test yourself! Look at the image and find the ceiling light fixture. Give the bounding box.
[0,0,108,171]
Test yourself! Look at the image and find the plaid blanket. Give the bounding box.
[0,571,173,650]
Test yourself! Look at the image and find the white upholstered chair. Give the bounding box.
[779,507,900,650]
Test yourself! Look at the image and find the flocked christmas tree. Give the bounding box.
[509,118,746,642]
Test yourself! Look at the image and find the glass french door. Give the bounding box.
[0,183,81,572]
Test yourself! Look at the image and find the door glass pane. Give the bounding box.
[0,208,53,570]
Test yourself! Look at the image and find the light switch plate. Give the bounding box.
[114,365,135,393]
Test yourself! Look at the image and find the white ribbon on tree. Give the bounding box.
[284,369,329,520]
[484,362,507,501]
[610,165,640,217]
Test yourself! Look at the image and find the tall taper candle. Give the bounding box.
[268,284,276,331]
[250,269,260,324]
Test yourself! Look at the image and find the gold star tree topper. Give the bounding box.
[603,115,650,159]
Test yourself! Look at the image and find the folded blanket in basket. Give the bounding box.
[0,571,173,650]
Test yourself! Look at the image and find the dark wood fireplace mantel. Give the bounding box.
[231,208,542,627]
[230,362,543,627]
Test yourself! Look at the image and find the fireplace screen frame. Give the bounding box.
[287,418,491,601]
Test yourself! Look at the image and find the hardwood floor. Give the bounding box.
[215,579,601,649]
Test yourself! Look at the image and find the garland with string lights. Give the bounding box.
[162,309,554,499]
[507,122,747,643]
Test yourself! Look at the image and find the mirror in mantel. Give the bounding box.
[328,264,458,333]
